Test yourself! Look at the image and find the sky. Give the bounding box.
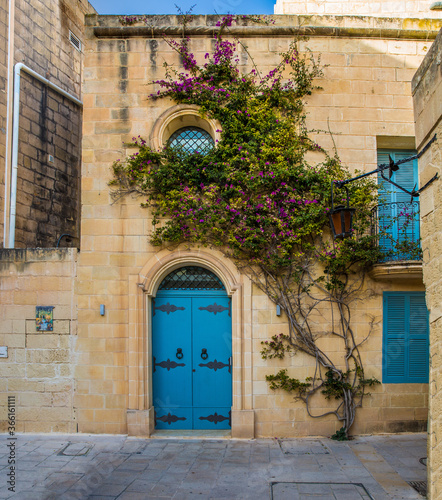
[89,0,275,15]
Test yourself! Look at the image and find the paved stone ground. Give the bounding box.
[0,433,426,499]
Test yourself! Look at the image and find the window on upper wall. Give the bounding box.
[376,150,420,261]
[168,126,214,155]
[383,292,429,384]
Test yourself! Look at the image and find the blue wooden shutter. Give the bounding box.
[377,150,419,259]
[383,292,429,383]
[377,150,397,255]
[408,294,429,382]
[377,150,418,202]
[383,294,406,381]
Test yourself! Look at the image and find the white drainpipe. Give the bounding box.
[3,0,15,247]
[6,63,83,248]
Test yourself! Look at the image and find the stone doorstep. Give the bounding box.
[150,429,231,439]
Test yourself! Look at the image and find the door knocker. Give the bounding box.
[176,348,183,359]
[201,348,208,360]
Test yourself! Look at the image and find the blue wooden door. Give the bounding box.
[192,296,232,429]
[152,296,193,428]
[152,270,232,430]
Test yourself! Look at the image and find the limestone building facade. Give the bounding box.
[0,0,440,450]
[73,11,440,438]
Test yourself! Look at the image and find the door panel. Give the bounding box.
[192,297,232,410]
[152,297,192,410]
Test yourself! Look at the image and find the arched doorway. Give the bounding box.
[152,266,232,430]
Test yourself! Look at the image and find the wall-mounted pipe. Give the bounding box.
[3,0,15,247]
[6,63,83,248]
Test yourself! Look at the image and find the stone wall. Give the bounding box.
[252,280,428,437]
[0,248,77,432]
[0,2,8,245]
[0,0,96,249]
[77,14,435,437]
[275,0,442,18]
[412,27,442,500]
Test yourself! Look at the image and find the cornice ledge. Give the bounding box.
[369,261,423,281]
[93,25,439,40]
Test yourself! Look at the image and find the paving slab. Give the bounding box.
[0,433,427,499]
[272,481,373,499]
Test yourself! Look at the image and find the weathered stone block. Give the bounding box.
[26,364,56,379]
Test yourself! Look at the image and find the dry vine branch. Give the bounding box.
[110,13,384,439]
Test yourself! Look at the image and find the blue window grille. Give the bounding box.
[168,127,214,155]
[383,292,429,383]
[376,150,420,261]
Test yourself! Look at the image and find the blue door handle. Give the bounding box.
[201,348,208,360]
[176,348,183,359]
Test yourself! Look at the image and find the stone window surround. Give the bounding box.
[149,104,221,152]
[126,248,255,439]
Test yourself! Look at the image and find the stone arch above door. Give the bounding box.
[127,248,255,438]
[139,249,240,297]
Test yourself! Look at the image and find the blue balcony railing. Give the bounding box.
[371,201,422,262]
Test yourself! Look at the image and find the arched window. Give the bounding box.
[168,127,214,155]
[158,266,225,290]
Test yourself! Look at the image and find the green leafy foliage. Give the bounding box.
[321,369,379,400]
[110,15,387,438]
[321,370,353,400]
[262,341,380,404]
[331,427,349,441]
[265,369,311,396]
[110,16,382,278]
[261,334,293,359]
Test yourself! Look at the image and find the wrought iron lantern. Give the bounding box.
[329,183,355,239]
[329,134,438,239]
[329,207,355,239]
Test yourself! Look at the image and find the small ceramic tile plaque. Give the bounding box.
[36,306,54,332]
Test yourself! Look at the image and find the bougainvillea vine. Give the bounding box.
[110,15,390,438]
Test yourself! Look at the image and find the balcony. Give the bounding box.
[369,201,423,281]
